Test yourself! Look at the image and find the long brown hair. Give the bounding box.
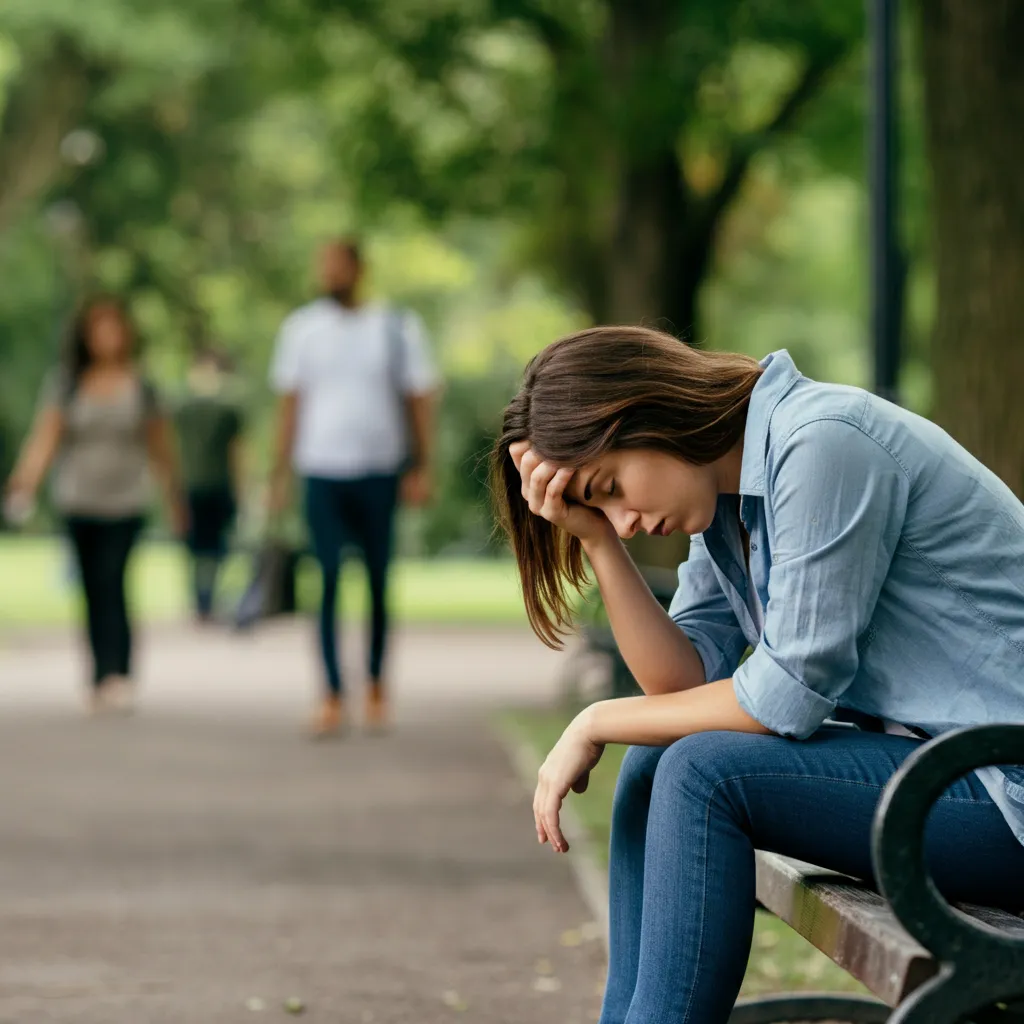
[490,325,763,648]
[63,295,137,390]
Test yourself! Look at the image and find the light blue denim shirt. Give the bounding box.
[668,350,1024,846]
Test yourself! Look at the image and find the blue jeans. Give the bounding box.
[304,474,400,695]
[600,726,1024,1024]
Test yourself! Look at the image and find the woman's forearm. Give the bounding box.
[145,417,184,514]
[584,678,772,746]
[8,407,64,495]
[583,532,707,694]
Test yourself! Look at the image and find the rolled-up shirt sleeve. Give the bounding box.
[733,418,909,738]
[669,533,748,684]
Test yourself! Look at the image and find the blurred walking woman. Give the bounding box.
[5,297,184,712]
[492,327,1024,1024]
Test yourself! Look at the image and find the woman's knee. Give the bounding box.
[610,745,667,818]
[605,747,667,859]
[618,744,667,787]
[651,731,763,807]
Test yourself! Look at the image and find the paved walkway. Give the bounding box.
[0,620,606,1023]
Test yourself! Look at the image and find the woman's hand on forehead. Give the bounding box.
[509,440,530,472]
[507,438,540,473]
[510,442,580,495]
[510,441,612,544]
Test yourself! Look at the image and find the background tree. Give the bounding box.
[918,0,1024,495]
[330,0,862,334]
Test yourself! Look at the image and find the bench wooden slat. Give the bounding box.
[754,851,1024,1006]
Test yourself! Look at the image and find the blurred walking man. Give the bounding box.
[268,239,439,737]
[174,348,244,623]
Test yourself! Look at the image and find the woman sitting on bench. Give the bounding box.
[491,326,1024,1024]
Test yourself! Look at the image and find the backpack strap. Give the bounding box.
[385,306,407,397]
[385,307,415,472]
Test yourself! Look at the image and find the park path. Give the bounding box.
[0,619,606,1023]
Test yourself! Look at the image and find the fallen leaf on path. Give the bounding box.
[533,977,563,993]
[441,989,468,1011]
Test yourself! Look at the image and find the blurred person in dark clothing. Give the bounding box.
[4,297,185,713]
[268,238,440,737]
[174,348,245,623]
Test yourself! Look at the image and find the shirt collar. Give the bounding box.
[738,349,802,497]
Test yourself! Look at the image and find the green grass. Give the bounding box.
[0,535,528,628]
[501,707,870,1001]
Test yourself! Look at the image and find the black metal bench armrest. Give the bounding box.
[872,724,1024,1024]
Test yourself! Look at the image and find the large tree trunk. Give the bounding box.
[605,150,697,334]
[604,149,696,568]
[920,1,1024,495]
[599,0,697,336]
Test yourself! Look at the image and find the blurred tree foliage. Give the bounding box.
[0,0,940,551]
[324,0,865,335]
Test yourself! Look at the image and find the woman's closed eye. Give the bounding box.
[608,479,618,498]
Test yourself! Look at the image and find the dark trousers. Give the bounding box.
[304,474,400,696]
[66,515,144,686]
[185,485,236,617]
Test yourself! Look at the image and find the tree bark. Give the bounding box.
[604,150,695,327]
[599,0,692,333]
[919,0,1024,495]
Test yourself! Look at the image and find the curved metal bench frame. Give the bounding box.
[731,724,1024,1024]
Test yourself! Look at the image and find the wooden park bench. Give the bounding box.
[729,724,1024,1023]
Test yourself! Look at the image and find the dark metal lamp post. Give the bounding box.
[869,0,906,404]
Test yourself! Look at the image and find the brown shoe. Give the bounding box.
[310,695,345,739]
[104,676,136,715]
[365,685,390,734]
[88,675,134,717]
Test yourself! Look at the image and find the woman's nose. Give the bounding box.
[608,507,640,540]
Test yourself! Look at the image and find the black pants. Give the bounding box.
[304,475,400,696]
[185,485,236,617]
[66,515,144,686]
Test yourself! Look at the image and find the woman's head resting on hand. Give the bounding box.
[491,325,762,647]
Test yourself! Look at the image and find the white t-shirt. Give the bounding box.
[270,299,439,479]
